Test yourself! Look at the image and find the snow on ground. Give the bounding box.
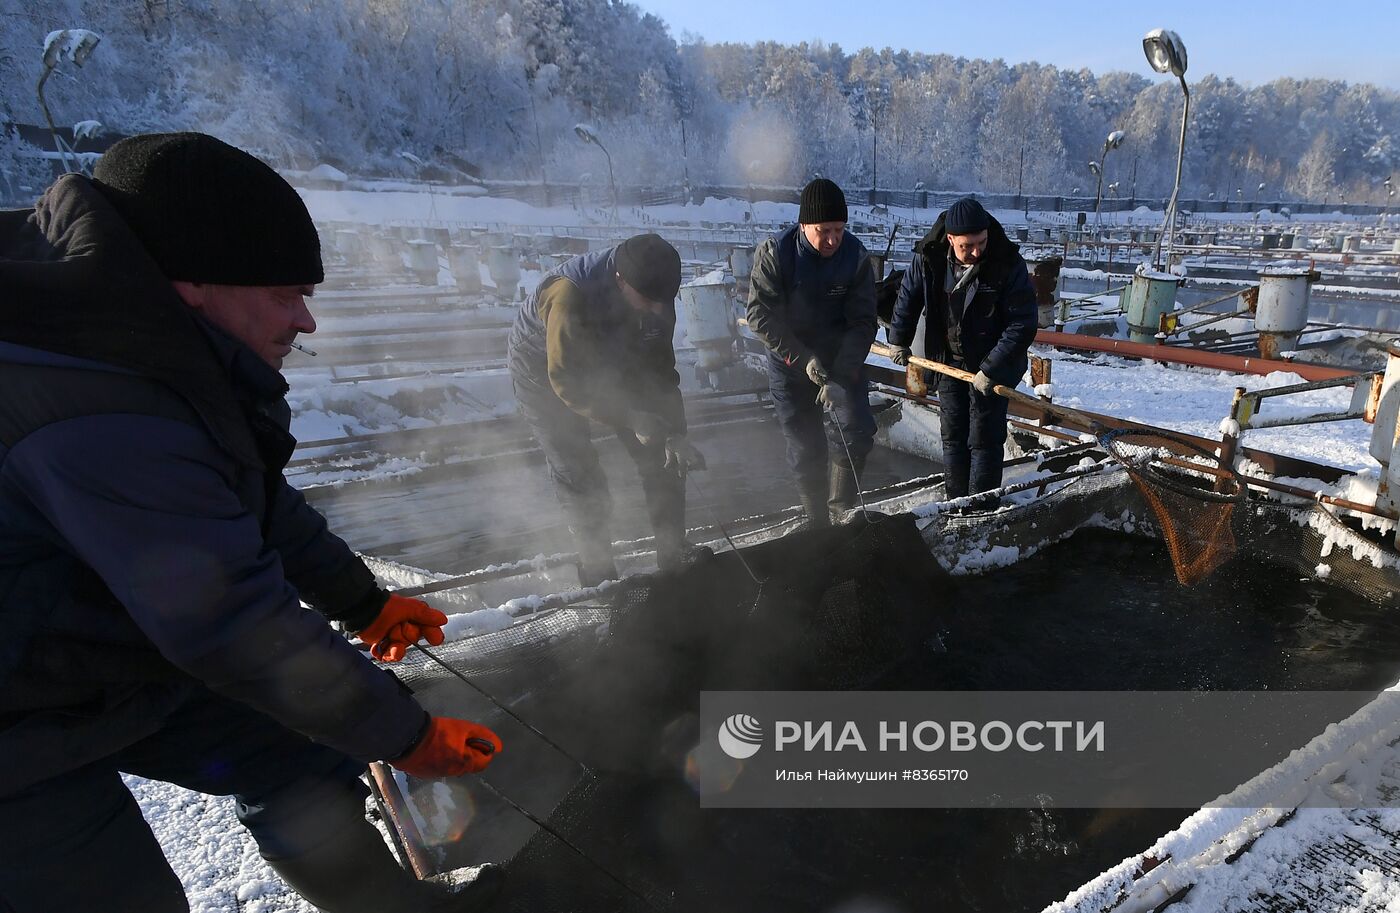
[125,776,315,913]
[1039,351,1376,471]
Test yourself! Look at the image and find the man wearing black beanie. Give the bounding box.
[508,233,708,584]
[746,178,878,526]
[0,133,502,912]
[889,196,1037,500]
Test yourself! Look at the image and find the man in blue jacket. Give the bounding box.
[0,134,501,912]
[508,234,706,586]
[889,197,1037,500]
[746,179,877,526]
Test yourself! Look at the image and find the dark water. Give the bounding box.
[309,415,936,572]
[418,528,1400,913]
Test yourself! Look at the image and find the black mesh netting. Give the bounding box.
[485,514,956,912]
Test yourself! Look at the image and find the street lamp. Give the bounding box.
[1143,28,1189,270]
[1092,130,1126,234]
[574,123,617,225]
[911,180,925,225]
[37,28,101,175]
[869,79,889,197]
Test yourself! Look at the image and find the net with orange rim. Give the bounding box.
[1102,429,1247,586]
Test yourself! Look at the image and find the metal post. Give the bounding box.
[1155,76,1191,270]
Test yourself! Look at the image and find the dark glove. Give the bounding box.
[390,717,502,778]
[664,435,706,474]
[817,382,849,412]
[890,345,912,366]
[355,594,448,662]
[630,410,670,447]
[972,371,996,395]
[805,355,829,387]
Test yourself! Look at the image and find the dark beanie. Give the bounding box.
[944,197,991,235]
[92,132,323,286]
[615,233,681,302]
[799,178,848,225]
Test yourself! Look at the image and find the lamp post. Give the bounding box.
[869,79,889,199]
[1091,130,1126,235]
[37,28,101,175]
[911,180,925,225]
[574,123,617,225]
[1143,28,1189,271]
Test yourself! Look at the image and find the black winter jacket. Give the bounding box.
[889,212,1037,386]
[0,175,425,793]
[746,226,877,383]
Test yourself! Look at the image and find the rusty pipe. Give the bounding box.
[1032,330,1356,382]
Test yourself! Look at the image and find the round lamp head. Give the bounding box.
[574,124,598,146]
[1143,28,1188,78]
[1106,130,1126,150]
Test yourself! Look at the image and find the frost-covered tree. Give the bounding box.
[2,0,1397,200]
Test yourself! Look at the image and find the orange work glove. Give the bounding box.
[390,717,503,778]
[354,594,448,662]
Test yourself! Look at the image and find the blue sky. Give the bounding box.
[632,1,1400,90]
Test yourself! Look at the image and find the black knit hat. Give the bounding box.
[944,197,991,235]
[92,132,323,286]
[615,233,681,303]
[799,178,848,225]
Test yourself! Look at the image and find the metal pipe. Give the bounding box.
[1163,306,1254,337]
[367,761,436,879]
[1154,454,1397,521]
[1032,331,1356,381]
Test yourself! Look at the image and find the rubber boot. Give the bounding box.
[788,476,831,534]
[265,814,503,913]
[645,471,711,572]
[572,527,617,588]
[827,457,864,523]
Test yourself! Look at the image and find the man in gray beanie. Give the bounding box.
[888,196,1037,501]
[746,178,878,526]
[0,133,502,912]
[508,233,708,585]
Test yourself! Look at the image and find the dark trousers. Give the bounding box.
[936,372,1010,498]
[513,379,684,552]
[766,356,876,487]
[0,688,367,913]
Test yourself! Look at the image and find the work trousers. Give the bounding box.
[514,379,685,553]
[766,355,876,488]
[935,371,1010,498]
[0,687,368,913]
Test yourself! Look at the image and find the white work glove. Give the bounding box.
[630,410,670,447]
[804,355,829,387]
[972,371,996,395]
[664,435,706,474]
[817,382,849,413]
[889,345,912,366]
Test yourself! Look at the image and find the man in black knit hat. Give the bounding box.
[508,233,707,585]
[889,196,1037,501]
[0,133,503,912]
[746,177,878,526]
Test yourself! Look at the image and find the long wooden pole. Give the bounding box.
[869,342,1108,431]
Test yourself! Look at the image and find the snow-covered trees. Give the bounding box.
[2,0,1396,201]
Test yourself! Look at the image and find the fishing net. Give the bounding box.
[1102,428,1247,585]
